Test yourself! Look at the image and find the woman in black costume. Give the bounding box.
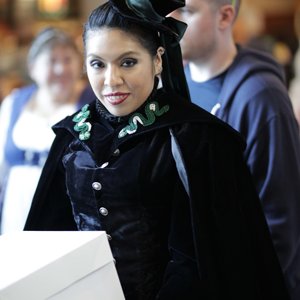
[25,1,289,299]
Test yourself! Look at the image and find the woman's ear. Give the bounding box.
[155,47,165,76]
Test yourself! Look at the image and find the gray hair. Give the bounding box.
[27,27,80,67]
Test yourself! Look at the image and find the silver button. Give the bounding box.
[100,162,109,168]
[99,207,108,216]
[107,234,112,241]
[113,149,120,156]
[92,182,102,191]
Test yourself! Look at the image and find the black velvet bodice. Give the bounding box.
[62,99,177,299]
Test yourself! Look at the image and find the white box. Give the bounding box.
[0,231,125,300]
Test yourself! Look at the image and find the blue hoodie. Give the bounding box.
[185,46,300,300]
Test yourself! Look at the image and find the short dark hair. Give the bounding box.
[83,2,160,57]
[215,0,241,13]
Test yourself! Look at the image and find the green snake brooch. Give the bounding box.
[118,101,169,138]
[73,104,92,141]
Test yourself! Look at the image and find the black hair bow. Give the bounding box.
[110,0,186,42]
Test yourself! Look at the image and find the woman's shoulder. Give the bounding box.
[1,84,36,105]
[160,90,246,150]
[159,90,239,130]
[10,84,37,99]
[52,100,97,138]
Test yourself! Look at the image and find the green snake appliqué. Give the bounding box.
[118,101,169,138]
[73,104,92,141]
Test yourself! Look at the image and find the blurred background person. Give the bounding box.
[289,51,300,127]
[171,0,300,299]
[289,3,300,128]
[0,27,94,234]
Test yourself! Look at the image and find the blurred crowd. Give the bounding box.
[0,1,299,104]
[0,19,86,101]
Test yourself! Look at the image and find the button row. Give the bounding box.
[99,207,108,216]
[92,148,120,191]
[92,182,102,191]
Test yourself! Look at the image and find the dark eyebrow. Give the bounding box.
[86,51,140,61]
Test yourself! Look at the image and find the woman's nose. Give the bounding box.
[104,66,123,86]
[53,62,66,75]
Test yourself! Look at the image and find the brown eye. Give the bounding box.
[90,59,105,69]
[121,58,137,68]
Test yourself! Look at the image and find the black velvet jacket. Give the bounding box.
[25,89,289,300]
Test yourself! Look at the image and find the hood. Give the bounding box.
[216,45,286,116]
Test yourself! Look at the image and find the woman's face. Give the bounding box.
[30,44,81,99]
[85,28,163,117]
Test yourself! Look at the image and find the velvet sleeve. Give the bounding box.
[241,87,300,279]
[24,131,77,231]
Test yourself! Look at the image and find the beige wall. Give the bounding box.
[79,0,106,20]
[241,0,295,14]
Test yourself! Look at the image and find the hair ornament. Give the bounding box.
[110,0,187,43]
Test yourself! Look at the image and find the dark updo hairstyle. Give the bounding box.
[83,2,160,58]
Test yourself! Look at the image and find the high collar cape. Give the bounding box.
[24,89,289,299]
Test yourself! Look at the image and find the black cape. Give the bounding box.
[25,90,289,299]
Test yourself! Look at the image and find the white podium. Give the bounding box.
[0,231,125,300]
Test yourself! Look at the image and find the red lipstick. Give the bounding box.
[104,92,130,105]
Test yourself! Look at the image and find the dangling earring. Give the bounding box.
[154,76,160,89]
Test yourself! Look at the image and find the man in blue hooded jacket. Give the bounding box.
[171,0,300,299]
